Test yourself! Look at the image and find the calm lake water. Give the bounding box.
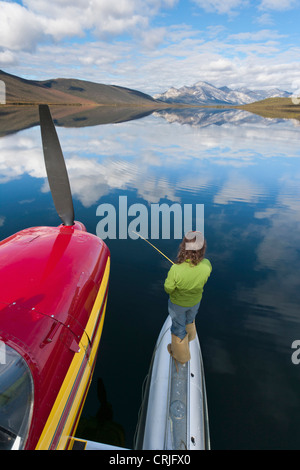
[1,107,300,449]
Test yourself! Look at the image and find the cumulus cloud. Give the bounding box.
[1,0,299,92]
[140,27,167,49]
[0,50,17,66]
[0,2,45,51]
[0,0,178,52]
[2,25,299,94]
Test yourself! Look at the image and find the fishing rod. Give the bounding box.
[132,231,174,265]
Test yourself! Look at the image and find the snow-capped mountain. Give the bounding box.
[153,81,291,105]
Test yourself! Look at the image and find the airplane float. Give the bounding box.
[0,105,210,451]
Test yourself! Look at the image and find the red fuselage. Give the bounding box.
[0,222,110,449]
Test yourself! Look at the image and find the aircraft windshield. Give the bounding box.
[0,343,34,450]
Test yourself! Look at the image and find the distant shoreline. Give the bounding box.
[1,97,299,122]
[1,69,299,121]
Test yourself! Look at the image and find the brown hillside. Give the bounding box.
[0,70,161,107]
[238,97,300,121]
[0,70,95,105]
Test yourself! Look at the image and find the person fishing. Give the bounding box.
[164,231,212,364]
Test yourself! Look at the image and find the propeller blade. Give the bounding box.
[39,105,75,226]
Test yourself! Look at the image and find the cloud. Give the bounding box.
[0,50,17,66]
[228,29,285,42]
[237,172,300,333]
[0,0,178,53]
[1,1,299,93]
[213,175,266,205]
[2,29,299,96]
[0,2,45,51]
[191,0,247,14]
[1,108,299,210]
[259,0,298,10]
[256,13,275,25]
[0,124,181,207]
[0,134,45,183]
[139,27,167,49]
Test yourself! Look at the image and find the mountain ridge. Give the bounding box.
[1,69,293,108]
[1,70,298,134]
[154,81,291,106]
[0,69,160,107]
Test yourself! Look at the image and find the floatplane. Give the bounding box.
[0,106,210,450]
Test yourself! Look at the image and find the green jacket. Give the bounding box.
[164,258,212,307]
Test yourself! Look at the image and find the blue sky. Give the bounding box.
[0,0,300,95]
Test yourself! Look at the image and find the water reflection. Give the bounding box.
[1,109,299,207]
[0,105,158,137]
[0,107,300,449]
[76,378,125,447]
[155,107,268,127]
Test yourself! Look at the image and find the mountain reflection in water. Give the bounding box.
[0,106,300,449]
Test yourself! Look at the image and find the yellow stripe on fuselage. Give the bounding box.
[35,257,110,450]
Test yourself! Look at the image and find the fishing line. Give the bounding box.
[132,231,174,265]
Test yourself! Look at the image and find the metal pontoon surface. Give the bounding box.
[134,316,210,450]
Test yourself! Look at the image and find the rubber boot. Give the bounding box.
[167,334,191,364]
[185,321,196,342]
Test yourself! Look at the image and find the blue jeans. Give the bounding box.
[168,299,200,340]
